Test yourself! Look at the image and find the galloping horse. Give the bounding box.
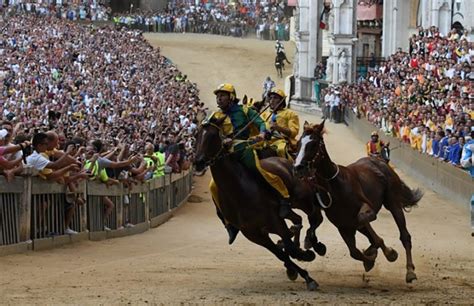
[294,120,423,283]
[194,116,321,290]
[277,50,291,68]
[275,50,291,78]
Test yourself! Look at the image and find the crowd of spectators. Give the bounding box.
[114,1,290,41]
[328,26,473,175]
[2,0,111,21]
[0,14,205,233]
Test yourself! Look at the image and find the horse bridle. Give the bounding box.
[199,122,227,167]
[298,134,339,209]
[299,135,339,182]
[200,121,253,167]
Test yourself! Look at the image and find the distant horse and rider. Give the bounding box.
[274,40,291,78]
[275,50,290,78]
[194,83,423,290]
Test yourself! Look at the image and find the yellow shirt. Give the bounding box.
[424,119,436,131]
[261,108,300,146]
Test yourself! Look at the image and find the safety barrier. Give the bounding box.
[0,170,193,255]
[344,110,473,207]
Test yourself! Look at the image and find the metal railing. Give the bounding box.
[0,170,192,253]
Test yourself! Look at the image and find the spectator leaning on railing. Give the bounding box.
[0,13,201,234]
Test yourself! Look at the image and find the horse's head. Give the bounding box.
[194,116,226,174]
[294,119,327,177]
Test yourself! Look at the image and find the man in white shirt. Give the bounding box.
[323,89,334,120]
[27,132,81,236]
[330,91,341,122]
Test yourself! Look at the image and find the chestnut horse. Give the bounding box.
[194,116,322,290]
[294,120,423,283]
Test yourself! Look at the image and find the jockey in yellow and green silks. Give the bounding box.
[208,83,292,244]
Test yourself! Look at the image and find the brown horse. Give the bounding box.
[194,116,320,290]
[294,120,423,283]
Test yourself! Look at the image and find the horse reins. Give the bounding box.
[302,137,340,181]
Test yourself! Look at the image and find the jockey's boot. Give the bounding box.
[357,202,376,225]
[226,224,239,245]
[279,198,292,218]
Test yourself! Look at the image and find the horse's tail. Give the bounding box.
[399,180,423,211]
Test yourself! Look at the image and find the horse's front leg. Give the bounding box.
[338,228,377,272]
[304,209,326,256]
[276,210,302,248]
[358,224,398,262]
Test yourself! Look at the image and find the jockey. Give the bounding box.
[262,76,275,98]
[275,40,284,54]
[209,83,293,244]
[261,88,299,160]
[366,131,385,157]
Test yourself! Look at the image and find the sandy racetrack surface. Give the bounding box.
[0,34,472,304]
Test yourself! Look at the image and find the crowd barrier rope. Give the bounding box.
[0,170,193,255]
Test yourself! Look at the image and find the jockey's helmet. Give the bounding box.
[269,88,286,99]
[214,83,236,101]
[371,131,379,137]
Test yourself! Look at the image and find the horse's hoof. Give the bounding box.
[364,260,375,272]
[306,280,319,291]
[406,271,417,283]
[286,268,298,281]
[295,249,316,262]
[385,248,398,262]
[314,242,327,256]
[302,250,316,262]
[363,247,378,258]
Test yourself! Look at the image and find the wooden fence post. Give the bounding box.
[116,185,124,229]
[144,182,150,222]
[81,182,88,232]
[19,176,32,242]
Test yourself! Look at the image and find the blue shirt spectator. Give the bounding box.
[461,137,474,177]
[432,138,440,156]
[447,138,461,165]
[438,135,450,159]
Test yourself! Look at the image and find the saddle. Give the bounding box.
[256,141,296,161]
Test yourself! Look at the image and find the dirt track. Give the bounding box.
[0,34,472,304]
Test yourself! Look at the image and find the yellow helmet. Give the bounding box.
[214,83,236,100]
[371,131,379,137]
[269,88,287,99]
